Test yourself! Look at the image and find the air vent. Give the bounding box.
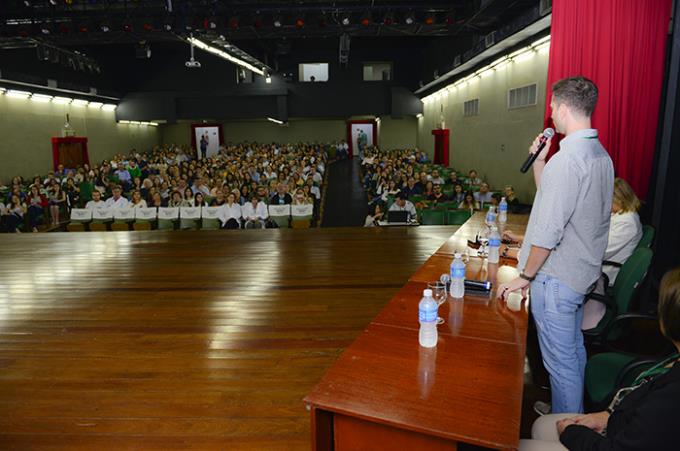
[508,83,537,110]
[463,99,479,117]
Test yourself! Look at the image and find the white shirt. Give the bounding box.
[85,200,105,209]
[603,211,643,285]
[219,203,242,225]
[473,191,494,204]
[242,202,268,221]
[389,200,417,221]
[131,200,148,209]
[105,196,129,208]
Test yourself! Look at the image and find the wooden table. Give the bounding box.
[304,213,529,451]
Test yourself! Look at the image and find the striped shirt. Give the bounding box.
[519,129,614,294]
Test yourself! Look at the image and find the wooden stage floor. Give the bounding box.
[0,227,460,450]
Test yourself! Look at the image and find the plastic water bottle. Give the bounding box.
[418,289,438,348]
[498,197,508,224]
[488,225,501,264]
[485,205,496,226]
[450,252,466,299]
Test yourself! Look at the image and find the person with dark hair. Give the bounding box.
[1,194,26,233]
[219,192,242,229]
[451,183,465,205]
[242,194,268,229]
[519,267,680,451]
[26,185,48,232]
[498,76,614,415]
[364,203,384,227]
[388,192,417,221]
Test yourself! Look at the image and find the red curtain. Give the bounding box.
[545,0,672,199]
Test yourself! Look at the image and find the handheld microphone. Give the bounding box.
[520,128,555,173]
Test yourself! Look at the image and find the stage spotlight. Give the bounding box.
[24,1,31,7]
[424,14,435,25]
[122,21,133,32]
[229,16,239,30]
[273,15,282,28]
[78,23,89,33]
[383,12,395,26]
[49,0,57,5]
[341,13,351,26]
[162,17,173,31]
[295,17,305,29]
[360,11,371,27]
[404,12,415,25]
[40,24,51,35]
[143,21,154,32]
[100,22,110,32]
[445,12,455,26]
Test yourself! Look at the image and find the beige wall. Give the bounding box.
[417,48,549,201]
[0,95,160,182]
[162,117,418,151]
[161,119,347,148]
[379,116,418,150]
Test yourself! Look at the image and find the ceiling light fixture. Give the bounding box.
[188,37,265,76]
[31,93,53,102]
[88,102,103,109]
[7,90,31,99]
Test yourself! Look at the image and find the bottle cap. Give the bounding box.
[424,289,433,297]
[454,252,462,259]
[501,197,506,201]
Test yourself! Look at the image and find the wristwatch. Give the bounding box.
[519,272,535,282]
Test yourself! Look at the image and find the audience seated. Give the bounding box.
[582,178,643,330]
[219,192,242,229]
[1,194,26,233]
[473,182,494,205]
[242,194,268,229]
[388,193,417,221]
[85,190,105,209]
[26,185,47,232]
[520,267,680,451]
[364,203,384,227]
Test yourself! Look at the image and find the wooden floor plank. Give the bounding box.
[0,226,458,450]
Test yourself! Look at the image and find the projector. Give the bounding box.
[185,59,201,68]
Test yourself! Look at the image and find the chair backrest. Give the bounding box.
[113,207,134,221]
[612,247,653,314]
[158,207,179,220]
[92,206,113,221]
[421,209,445,225]
[70,208,92,222]
[201,206,221,219]
[446,209,472,225]
[291,204,313,218]
[135,207,157,221]
[268,204,291,217]
[636,225,655,250]
[180,207,201,219]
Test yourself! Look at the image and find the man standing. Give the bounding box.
[200,133,208,160]
[498,77,614,414]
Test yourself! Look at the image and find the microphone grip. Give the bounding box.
[520,139,547,173]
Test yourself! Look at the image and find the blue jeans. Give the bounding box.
[531,273,586,414]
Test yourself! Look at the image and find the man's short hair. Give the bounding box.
[396,192,407,201]
[551,76,598,117]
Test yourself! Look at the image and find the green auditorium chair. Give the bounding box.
[637,225,655,249]
[421,209,445,225]
[446,209,472,226]
[583,247,653,346]
[584,312,674,411]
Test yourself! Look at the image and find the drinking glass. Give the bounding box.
[427,281,447,325]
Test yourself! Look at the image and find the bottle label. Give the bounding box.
[489,238,501,247]
[486,213,496,222]
[419,306,438,322]
[499,204,507,212]
[451,267,466,278]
